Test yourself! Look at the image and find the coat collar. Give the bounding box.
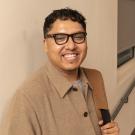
[45,60,93,98]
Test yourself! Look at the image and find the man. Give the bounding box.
[0,8,119,135]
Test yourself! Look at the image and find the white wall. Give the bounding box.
[0,0,118,129]
[82,1,117,111]
[0,0,46,120]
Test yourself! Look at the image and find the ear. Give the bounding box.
[43,39,48,53]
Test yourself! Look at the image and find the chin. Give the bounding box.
[62,64,80,71]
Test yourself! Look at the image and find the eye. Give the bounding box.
[72,32,87,44]
[54,34,67,42]
[73,33,85,40]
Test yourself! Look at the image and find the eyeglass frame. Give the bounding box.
[44,32,87,45]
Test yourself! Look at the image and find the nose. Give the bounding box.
[65,37,76,50]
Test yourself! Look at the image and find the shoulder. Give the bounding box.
[0,67,48,134]
[81,67,105,89]
[81,67,102,78]
[15,66,50,105]
[20,66,47,90]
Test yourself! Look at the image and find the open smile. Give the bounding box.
[62,53,79,62]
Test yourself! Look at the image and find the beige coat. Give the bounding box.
[0,62,108,135]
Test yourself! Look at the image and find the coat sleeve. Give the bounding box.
[0,90,42,135]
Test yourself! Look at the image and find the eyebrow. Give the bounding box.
[47,31,86,35]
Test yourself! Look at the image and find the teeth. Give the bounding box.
[63,53,78,61]
[64,54,77,58]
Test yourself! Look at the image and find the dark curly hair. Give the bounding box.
[43,8,86,37]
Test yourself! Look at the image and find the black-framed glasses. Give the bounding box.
[45,32,87,45]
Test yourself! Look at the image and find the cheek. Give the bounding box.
[80,45,87,61]
[47,44,64,60]
[50,45,64,55]
[81,44,87,54]
[46,40,59,52]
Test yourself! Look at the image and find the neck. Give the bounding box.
[55,67,79,83]
[48,60,79,83]
[62,69,79,83]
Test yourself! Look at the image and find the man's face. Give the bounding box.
[44,19,87,72]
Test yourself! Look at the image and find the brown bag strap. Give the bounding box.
[83,68,108,120]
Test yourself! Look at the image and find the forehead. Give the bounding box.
[48,19,84,34]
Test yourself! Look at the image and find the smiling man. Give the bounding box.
[44,18,87,82]
[0,8,119,135]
